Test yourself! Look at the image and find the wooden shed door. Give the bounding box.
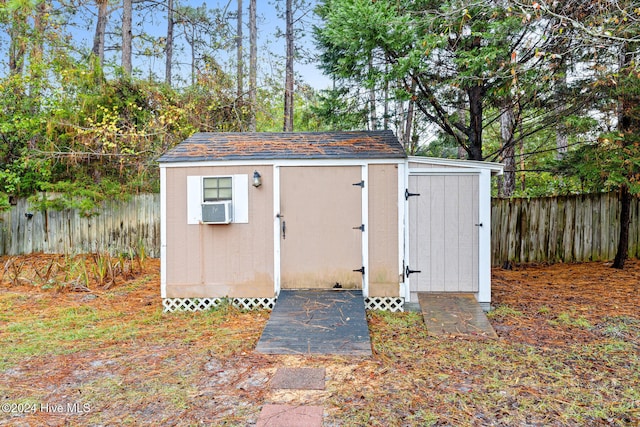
[408,174,479,295]
[279,166,363,289]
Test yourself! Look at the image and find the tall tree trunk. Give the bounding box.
[236,0,243,100]
[368,55,377,130]
[395,103,405,146]
[248,0,257,131]
[467,84,484,161]
[189,26,196,86]
[555,72,568,159]
[499,101,516,197]
[9,9,27,75]
[404,81,416,154]
[613,185,631,269]
[93,0,109,67]
[395,79,406,148]
[122,0,133,75]
[612,42,637,269]
[31,1,46,67]
[283,0,294,131]
[383,74,389,130]
[165,0,174,85]
[457,94,466,159]
[29,0,47,104]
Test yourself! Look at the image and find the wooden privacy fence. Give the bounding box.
[0,194,160,257]
[491,192,640,265]
[2,192,638,264]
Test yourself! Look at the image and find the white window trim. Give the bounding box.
[187,174,249,224]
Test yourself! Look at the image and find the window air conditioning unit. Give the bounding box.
[202,201,233,224]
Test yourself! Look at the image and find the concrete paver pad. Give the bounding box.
[270,367,326,390]
[256,404,323,427]
[418,292,497,338]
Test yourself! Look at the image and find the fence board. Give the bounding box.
[556,197,566,262]
[564,197,575,261]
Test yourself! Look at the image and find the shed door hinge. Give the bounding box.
[405,189,421,200]
[353,266,365,275]
[352,180,365,188]
[352,224,365,232]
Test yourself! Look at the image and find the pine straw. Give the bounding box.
[0,255,638,426]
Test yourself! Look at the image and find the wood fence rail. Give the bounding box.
[0,194,160,258]
[2,192,638,265]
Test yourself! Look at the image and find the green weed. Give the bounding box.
[551,312,593,329]
[537,305,551,315]
[486,304,524,318]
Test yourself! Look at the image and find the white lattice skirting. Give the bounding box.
[163,297,276,313]
[163,296,404,313]
[365,297,405,312]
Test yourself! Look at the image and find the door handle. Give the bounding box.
[276,214,286,239]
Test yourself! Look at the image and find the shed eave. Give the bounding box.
[408,156,504,176]
[158,157,407,168]
[158,153,407,164]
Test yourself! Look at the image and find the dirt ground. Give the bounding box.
[492,260,640,347]
[0,255,638,426]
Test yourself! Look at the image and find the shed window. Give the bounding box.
[203,177,233,202]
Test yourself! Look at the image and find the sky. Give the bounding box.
[121,0,333,90]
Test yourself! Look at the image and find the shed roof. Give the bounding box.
[157,131,407,163]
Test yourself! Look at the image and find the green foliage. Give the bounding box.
[310,87,368,130]
[251,78,339,132]
[417,135,461,159]
[28,178,129,217]
[0,50,246,207]
[552,136,640,196]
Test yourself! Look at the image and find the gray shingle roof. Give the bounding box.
[157,131,407,163]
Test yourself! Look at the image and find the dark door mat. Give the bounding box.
[269,367,326,390]
[256,290,372,355]
[256,404,323,427]
[418,292,498,338]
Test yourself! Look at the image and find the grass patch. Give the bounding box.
[486,304,524,319]
[551,311,593,329]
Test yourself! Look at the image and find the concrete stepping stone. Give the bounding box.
[269,367,326,390]
[256,404,323,427]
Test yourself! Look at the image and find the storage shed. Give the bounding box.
[158,131,503,312]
